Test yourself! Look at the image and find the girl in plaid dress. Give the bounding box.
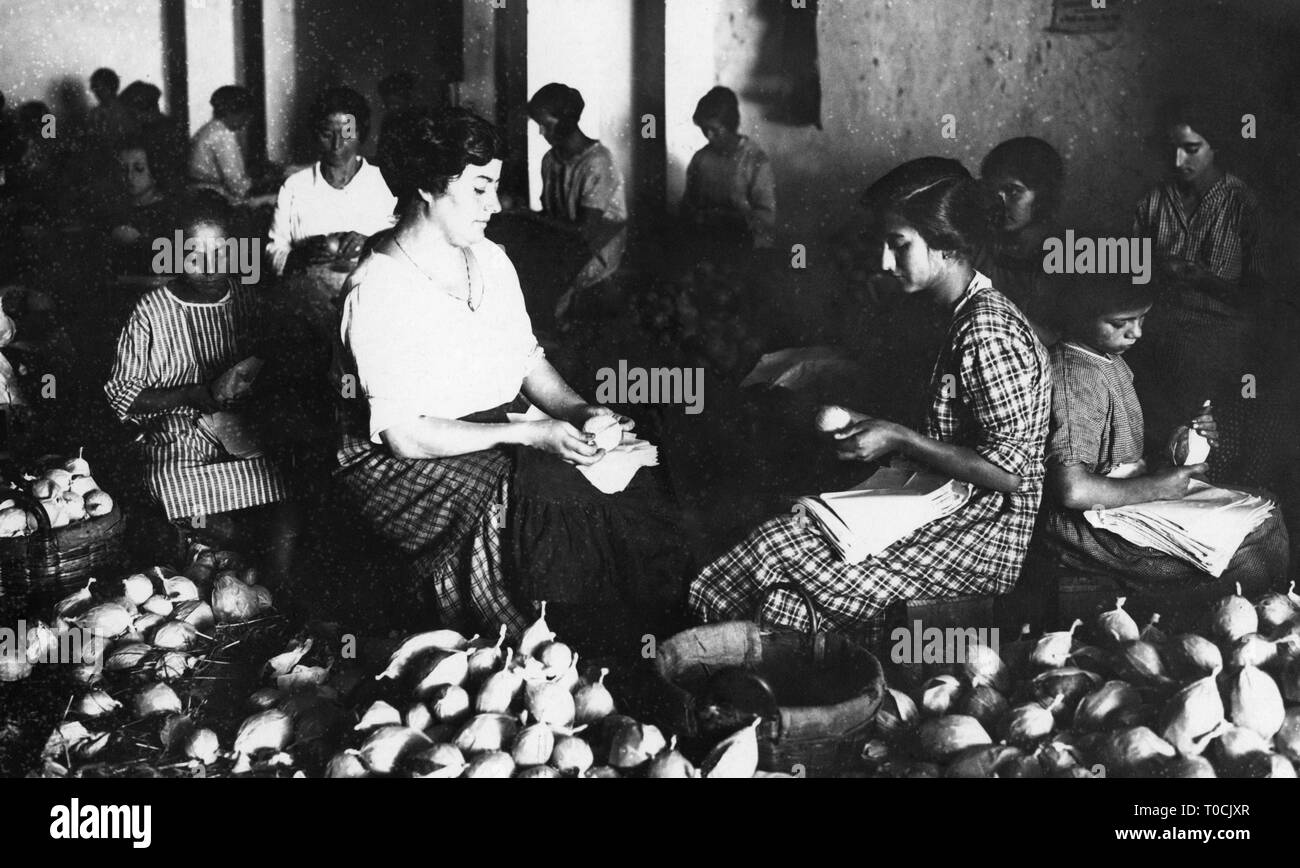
[689,160,1051,639]
[334,110,690,647]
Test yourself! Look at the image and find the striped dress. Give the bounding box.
[104,282,288,520]
[688,273,1052,640]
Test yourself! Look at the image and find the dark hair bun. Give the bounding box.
[383,107,505,207]
[861,157,996,261]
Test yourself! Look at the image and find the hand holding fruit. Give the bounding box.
[833,417,903,462]
[579,407,633,452]
[814,404,868,434]
[1188,401,1218,449]
[1168,400,1215,465]
[210,359,261,407]
[336,231,367,259]
[1148,463,1209,500]
[529,419,603,466]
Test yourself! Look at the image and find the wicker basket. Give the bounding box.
[650,582,886,777]
[0,488,126,613]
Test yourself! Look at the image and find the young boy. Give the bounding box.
[1037,276,1288,593]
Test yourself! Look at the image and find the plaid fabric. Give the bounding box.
[1046,342,1144,475]
[689,273,1052,639]
[1133,173,1264,289]
[335,439,529,635]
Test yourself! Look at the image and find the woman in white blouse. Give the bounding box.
[266,87,397,276]
[333,109,690,647]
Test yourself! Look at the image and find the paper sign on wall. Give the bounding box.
[1049,0,1122,33]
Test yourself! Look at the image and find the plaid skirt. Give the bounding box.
[334,408,693,643]
[688,489,1033,645]
[335,442,526,635]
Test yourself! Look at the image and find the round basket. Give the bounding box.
[0,488,126,613]
[652,583,885,777]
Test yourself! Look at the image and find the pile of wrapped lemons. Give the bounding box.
[865,586,1300,778]
[13,546,282,776]
[0,452,114,537]
[320,603,763,778]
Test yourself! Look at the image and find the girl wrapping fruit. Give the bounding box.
[332,108,690,650]
[104,194,301,588]
[689,158,1052,642]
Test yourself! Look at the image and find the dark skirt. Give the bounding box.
[1035,499,1289,599]
[334,405,693,647]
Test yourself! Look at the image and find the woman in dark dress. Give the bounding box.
[333,109,690,649]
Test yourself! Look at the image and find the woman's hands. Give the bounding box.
[301,232,366,262]
[831,417,905,462]
[527,419,604,466]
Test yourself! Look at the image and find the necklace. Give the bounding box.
[393,236,481,311]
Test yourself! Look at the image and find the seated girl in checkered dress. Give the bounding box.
[688,158,1052,641]
[1035,276,1288,594]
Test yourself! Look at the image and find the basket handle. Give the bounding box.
[756,581,827,663]
[756,581,822,635]
[4,487,54,538]
[2,487,58,582]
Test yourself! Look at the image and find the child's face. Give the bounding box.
[1078,304,1151,355]
[879,214,948,295]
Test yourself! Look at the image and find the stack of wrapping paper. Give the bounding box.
[796,466,972,564]
[1085,481,1274,577]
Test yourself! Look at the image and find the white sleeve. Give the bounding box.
[266,181,295,276]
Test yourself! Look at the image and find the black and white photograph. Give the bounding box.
[1,0,1298,845]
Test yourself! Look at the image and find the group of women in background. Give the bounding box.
[3,64,1292,648]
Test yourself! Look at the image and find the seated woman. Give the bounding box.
[104,195,299,585]
[525,83,627,326]
[189,86,277,210]
[107,137,173,278]
[978,136,1065,345]
[1128,97,1266,472]
[1035,276,1288,595]
[689,159,1051,640]
[119,81,188,191]
[266,86,397,277]
[681,86,777,250]
[333,108,690,649]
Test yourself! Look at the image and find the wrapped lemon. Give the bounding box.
[583,415,624,452]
